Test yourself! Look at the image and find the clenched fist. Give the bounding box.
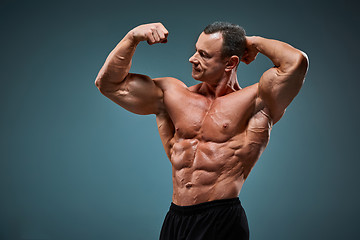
[129,22,169,45]
[241,36,260,65]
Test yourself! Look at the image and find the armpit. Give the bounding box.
[259,109,273,128]
[248,99,273,130]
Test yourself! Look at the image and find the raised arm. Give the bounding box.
[241,36,309,124]
[95,23,169,115]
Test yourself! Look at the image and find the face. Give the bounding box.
[189,32,228,84]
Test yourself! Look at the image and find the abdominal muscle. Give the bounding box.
[170,136,261,206]
[172,169,244,206]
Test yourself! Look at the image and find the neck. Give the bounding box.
[198,69,241,98]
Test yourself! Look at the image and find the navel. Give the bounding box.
[185,182,193,189]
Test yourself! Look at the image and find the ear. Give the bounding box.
[225,55,239,72]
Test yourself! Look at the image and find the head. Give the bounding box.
[189,22,246,84]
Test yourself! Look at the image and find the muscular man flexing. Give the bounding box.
[95,22,308,240]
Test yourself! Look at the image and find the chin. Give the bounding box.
[192,76,204,82]
[192,72,203,81]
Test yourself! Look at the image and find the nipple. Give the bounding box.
[223,123,229,129]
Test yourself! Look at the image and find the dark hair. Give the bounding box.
[204,21,246,60]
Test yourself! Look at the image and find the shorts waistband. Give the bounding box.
[169,197,241,215]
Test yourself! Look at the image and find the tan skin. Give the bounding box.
[95,23,309,206]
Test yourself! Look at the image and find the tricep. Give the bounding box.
[259,52,309,123]
[97,73,164,115]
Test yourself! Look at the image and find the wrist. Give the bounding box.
[125,30,141,46]
[247,36,261,48]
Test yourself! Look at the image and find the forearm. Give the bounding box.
[250,36,307,74]
[95,31,139,92]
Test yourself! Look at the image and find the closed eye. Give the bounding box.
[195,47,210,58]
[199,50,210,58]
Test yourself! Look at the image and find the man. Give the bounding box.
[95,22,308,240]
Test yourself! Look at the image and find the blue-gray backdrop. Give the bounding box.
[1,0,359,239]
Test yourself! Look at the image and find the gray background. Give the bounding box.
[1,0,359,239]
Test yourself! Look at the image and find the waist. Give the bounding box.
[172,178,243,206]
[169,197,241,215]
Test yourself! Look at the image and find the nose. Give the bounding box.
[189,52,199,64]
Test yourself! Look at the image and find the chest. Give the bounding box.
[164,89,256,142]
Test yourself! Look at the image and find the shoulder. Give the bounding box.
[223,82,259,101]
[238,82,284,125]
[152,77,188,91]
[243,82,259,94]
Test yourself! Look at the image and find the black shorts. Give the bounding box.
[159,198,249,240]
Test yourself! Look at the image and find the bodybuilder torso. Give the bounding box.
[155,78,273,206]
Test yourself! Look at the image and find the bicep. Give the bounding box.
[102,73,164,115]
[258,53,308,123]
